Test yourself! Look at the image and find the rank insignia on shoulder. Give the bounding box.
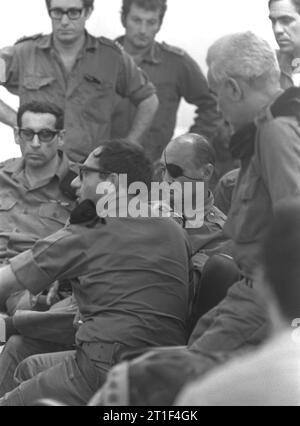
[161,42,185,56]
[15,33,43,45]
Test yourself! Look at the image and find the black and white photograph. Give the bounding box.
[0,0,299,409]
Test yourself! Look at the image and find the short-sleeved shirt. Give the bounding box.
[10,215,192,353]
[111,38,221,162]
[0,151,74,262]
[0,33,156,162]
[224,92,300,278]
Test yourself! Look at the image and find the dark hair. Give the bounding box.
[17,101,64,130]
[96,140,153,190]
[191,134,216,168]
[262,201,300,321]
[268,0,300,14]
[45,0,94,11]
[121,0,167,26]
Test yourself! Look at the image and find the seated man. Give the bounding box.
[0,140,192,406]
[177,202,300,406]
[0,101,77,396]
[0,100,75,315]
[159,133,229,274]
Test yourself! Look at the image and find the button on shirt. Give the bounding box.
[112,38,221,162]
[0,152,74,262]
[0,33,156,162]
[10,216,192,354]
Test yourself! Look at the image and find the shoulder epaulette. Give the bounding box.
[0,157,19,169]
[97,36,123,53]
[161,42,185,56]
[15,33,43,45]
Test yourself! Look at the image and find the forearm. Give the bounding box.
[0,265,23,309]
[0,99,17,128]
[127,94,159,144]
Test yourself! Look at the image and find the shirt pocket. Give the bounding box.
[39,202,70,226]
[230,177,270,243]
[20,75,56,102]
[81,75,114,123]
[22,75,55,90]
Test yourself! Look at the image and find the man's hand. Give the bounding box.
[46,282,60,306]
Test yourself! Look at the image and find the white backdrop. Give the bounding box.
[0,0,276,160]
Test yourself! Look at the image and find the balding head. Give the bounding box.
[161,133,215,184]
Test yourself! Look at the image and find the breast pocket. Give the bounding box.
[21,75,56,102]
[81,75,114,123]
[231,177,270,243]
[39,203,70,227]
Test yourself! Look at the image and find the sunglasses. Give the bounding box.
[18,128,60,143]
[163,151,199,181]
[49,8,84,21]
[78,164,112,181]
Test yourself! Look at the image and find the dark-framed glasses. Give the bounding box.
[18,128,60,143]
[78,164,112,181]
[163,151,199,181]
[49,7,84,20]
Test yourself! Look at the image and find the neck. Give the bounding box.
[53,33,86,57]
[123,37,153,62]
[25,154,60,187]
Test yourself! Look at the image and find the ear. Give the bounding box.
[13,127,20,146]
[84,7,93,20]
[201,163,214,182]
[224,77,243,102]
[57,130,65,150]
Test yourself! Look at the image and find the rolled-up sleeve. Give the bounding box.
[0,45,20,94]
[116,49,156,106]
[10,228,87,295]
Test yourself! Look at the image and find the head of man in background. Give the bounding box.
[207,31,281,132]
[269,0,300,58]
[45,0,94,46]
[121,0,167,56]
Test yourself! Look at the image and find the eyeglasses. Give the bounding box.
[49,8,84,20]
[18,128,60,143]
[78,164,112,181]
[163,151,199,181]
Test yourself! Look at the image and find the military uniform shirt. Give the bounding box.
[111,38,221,162]
[10,216,191,352]
[0,152,74,262]
[0,33,156,162]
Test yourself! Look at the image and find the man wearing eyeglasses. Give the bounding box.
[0,0,159,163]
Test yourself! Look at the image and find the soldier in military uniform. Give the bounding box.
[0,140,192,406]
[160,133,229,275]
[111,0,222,163]
[0,0,159,163]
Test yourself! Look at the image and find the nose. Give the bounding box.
[71,176,81,189]
[273,20,284,35]
[31,135,41,148]
[139,21,147,34]
[61,13,70,26]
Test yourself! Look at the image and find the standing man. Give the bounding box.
[0,0,159,162]
[269,0,300,87]
[112,0,222,163]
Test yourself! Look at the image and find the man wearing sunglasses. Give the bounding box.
[160,133,228,272]
[0,0,158,163]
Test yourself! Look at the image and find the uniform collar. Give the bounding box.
[277,50,293,78]
[116,36,162,64]
[37,31,97,52]
[3,150,70,183]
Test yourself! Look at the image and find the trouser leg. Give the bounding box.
[0,335,71,397]
[0,348,107,406]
